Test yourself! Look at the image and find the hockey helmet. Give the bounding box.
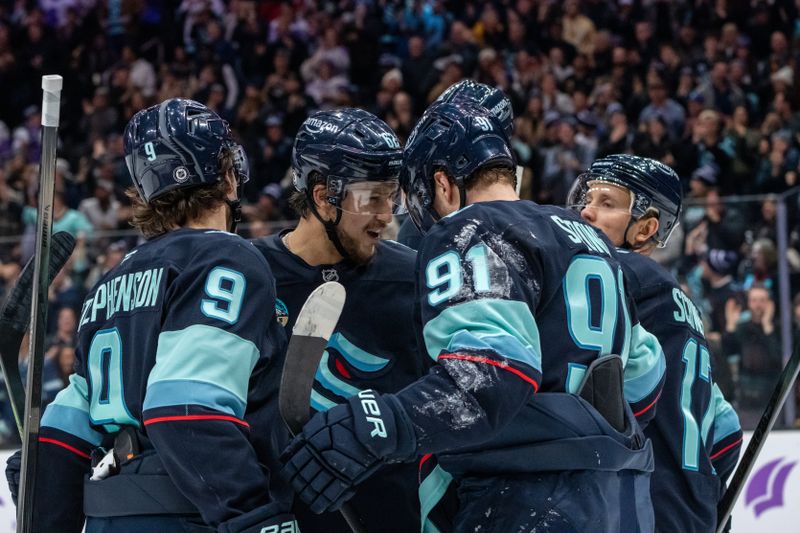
[567,154,682,247]
[124,98,248,203]
[400,101,515,232]
[292,108,403,216]
[435,80,514,138]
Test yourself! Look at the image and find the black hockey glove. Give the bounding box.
[5,449,20,506]
[217,502,298,533]
[280,390,415,514]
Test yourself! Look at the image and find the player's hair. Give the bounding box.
[288,171,325,218]
[127,153,234,238]
[464,165,516,191]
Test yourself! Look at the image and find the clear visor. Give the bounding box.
[566,178,635,217]
[338,180,405,216]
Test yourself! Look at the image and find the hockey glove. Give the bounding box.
[5,449,20,506]
[217,502,298,533]
[280,390,415,514]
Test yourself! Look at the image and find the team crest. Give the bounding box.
[275,299,289,327]
[322,268,339,282]
[173,166,189,182]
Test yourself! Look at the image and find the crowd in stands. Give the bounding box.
[1,0,800,443]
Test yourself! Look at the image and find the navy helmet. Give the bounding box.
[435,80,514,138]
[568,154,682,247]
[401,101,515,232]
[292,108,402,212]
[124,98,248,203]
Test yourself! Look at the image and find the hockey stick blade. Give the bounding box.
[716,338,800,532]
[0,231,75,437]
[277,282,367,533]
[279,281,345,434]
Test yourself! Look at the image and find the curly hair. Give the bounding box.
[126,152,234,238]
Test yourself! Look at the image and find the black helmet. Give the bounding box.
[400,101,515,232]
[124,98,248,203]
[568,154,682,247]
[435,80,514,138]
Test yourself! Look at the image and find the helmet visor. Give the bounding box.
[566,174,635,217]
[338,180,404,216]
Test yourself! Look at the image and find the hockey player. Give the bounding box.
[253,108,426,532]
[397,79,513,250]
[568,154,743,532]
[280,101,666,532]
[6,99,295,532]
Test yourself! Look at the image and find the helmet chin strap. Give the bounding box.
[225,198,242,233]
[225,180,245,233]
[307,193,352,262]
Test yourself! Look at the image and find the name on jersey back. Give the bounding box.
[78,267,165,330]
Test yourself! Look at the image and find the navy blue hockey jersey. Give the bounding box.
[392,201,666,530]
[254,233,427,533]
[619,249,742,532]
[36,229,287,531]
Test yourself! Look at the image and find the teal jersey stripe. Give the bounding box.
[315,351,360,398]
[419,464,453,533]
[41,375,104,445]
[328,332,391,372]
[143,380,247,418]
[148,324,259,407]
[310,389,338,412]
[42,404,104,446]
[712,384,742,443]
[623,323,666,402]
[423,299,542,371]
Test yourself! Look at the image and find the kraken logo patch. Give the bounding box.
[275,298,289,327]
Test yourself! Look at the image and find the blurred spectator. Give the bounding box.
[84,239,128,291]
[540,118,594,204]
[723,284,782,426]
[632,114,675,165]
[755,129,799,194]
[742,238,779,292]
[597,103,633,157]
[724,105,760,192]
[79,179,121,232]
[45,306,77,355]
[242,183,284,224]
[639,73,685,140]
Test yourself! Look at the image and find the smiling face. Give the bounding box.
[579,181,634,247]
[333,181,398,264]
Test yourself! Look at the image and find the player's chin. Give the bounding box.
[353,239,378,264]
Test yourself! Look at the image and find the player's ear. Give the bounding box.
[632,216,659,247]
[311,183,335,217]
[432,170,455,203]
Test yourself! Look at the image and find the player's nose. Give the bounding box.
[580,205,596,222]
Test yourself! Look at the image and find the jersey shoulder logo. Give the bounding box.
[275,298,289,327]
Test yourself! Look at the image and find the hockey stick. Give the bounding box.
[18,74,63,533]
[716,338,800,532]
[278,282,367,533]
[0,231,75,437]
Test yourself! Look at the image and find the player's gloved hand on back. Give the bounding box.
[217,502,298,533]
[5,449,20,506]
[280,390,415,514]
